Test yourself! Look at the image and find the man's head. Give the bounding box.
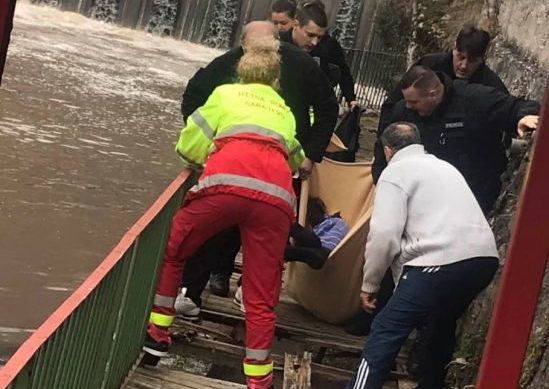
[452,24,490,79]
[241,21,279,46]
[381,122,422,161]
[292,1,328,51]
[400,66,444,117]
[270,0,297,32]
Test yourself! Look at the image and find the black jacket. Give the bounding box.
[372,73,539,212]
[379,51,509,130]
[181,42,338,162]
[280,29,356,102]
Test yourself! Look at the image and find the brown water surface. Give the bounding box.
[0,1,219,362]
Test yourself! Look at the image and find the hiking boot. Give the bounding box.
[209,272,230,297]
[174,289,200,321]
[233,286,246,313]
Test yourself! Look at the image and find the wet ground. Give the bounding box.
[0,1,219,361]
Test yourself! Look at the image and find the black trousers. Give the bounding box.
[284,224,330,269]
[181,226,240,306]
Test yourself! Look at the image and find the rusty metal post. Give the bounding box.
[476,82,549,387]
[0,0,16,85]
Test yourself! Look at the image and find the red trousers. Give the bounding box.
[151,193,290,384]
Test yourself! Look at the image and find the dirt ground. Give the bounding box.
[356,114,380,161]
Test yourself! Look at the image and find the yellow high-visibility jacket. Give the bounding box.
[176,83,304,171]
[177,83,305,220]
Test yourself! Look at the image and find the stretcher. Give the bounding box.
[285,156,375,324]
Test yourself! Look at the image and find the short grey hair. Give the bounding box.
[381,122,421,151]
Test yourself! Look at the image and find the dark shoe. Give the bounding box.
[140,351,160,367]
[142,324,171,365]
[142,332,169,358]
[209,272,230,297]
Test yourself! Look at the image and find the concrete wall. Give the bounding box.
[498,0,549,70]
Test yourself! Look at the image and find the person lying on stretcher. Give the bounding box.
[234,197,349,311]
[285,197,350,270]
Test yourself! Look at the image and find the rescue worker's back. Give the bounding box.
[176,83,304,220]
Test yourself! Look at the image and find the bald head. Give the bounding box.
[381,122,421,152]
[242,21,279,46]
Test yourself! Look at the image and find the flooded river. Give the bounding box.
[0,1,219,361]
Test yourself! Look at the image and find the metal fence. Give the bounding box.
[340,48,407,110]
[0,170,197,389]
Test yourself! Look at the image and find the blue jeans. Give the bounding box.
[347,257,498,389]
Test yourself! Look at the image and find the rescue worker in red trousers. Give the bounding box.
[143,36,304,389]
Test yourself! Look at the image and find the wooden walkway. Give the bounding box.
[199,273,367,353]
[125,367,246,389]
[125,257,413,388]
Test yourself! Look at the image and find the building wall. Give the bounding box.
[498,0,549,70]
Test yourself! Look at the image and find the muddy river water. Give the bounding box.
[0,1,219,361]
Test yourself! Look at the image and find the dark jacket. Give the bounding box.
[280,29,356,102]
[379,51,509,130]
[372,73,539,213]
[181,42,338,162]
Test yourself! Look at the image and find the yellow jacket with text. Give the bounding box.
[176,83,304,171]
[176,83,305,220]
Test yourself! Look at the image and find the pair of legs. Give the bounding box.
[284,223,331,270]
[181,222,330,309]
[182,226,241,306]
[347,257,498,389]
[148,193,290,389]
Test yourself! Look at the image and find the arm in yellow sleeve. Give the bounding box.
[175,89,222,170]
[288,139,305,172]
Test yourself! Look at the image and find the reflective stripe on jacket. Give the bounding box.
[176,83,304,171]
[177,83,304,220]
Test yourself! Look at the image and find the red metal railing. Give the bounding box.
[0,170,194,389]
[477,82,549,387]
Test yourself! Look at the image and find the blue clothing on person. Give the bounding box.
[313,216,350,251]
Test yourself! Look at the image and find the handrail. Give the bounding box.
[0,169,196,389]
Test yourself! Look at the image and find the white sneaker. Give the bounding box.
[174,288,200,320]
[233,286,246,313]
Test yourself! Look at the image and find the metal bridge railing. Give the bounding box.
[0,170,197,389]
[338,48,407,110]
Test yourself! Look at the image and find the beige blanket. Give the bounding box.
[285,158,375,324]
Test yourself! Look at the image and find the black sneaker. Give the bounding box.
[209,272,230,297]
[142,333,169,359]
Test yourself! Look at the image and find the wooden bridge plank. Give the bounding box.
[125,368,246,389]
[199,277,366,353]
